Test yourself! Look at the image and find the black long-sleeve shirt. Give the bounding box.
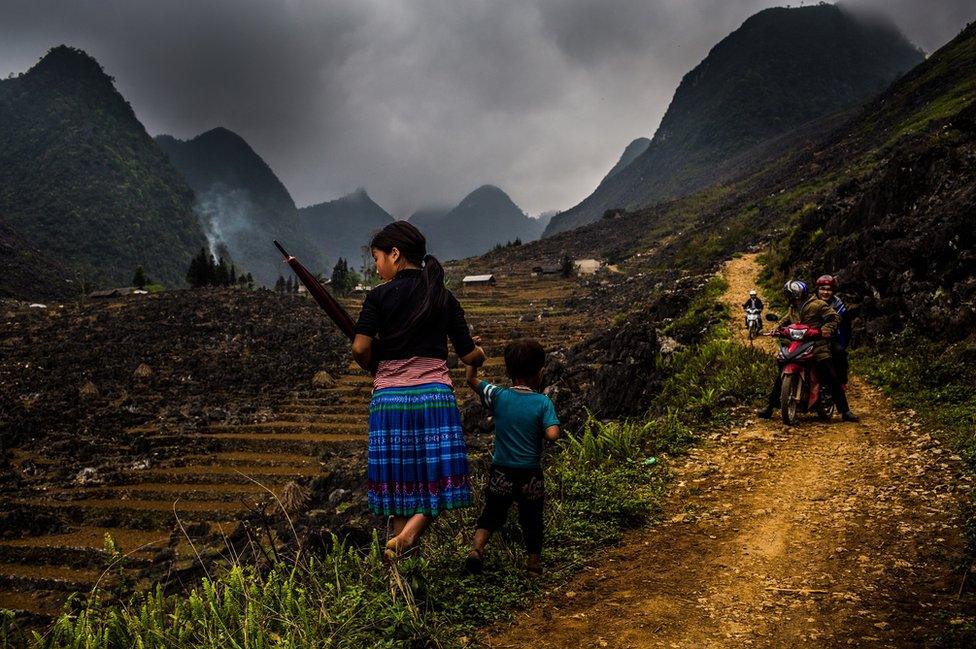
[743,296,764,310]
[354,269,475,362]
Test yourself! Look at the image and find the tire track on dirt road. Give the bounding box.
[484,253,972,648]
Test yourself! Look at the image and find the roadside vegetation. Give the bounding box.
[2,276,774,649]
[853,335,976,546]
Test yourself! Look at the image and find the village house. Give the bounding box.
[462,274,496,287]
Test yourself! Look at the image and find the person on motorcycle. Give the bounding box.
[815,274,851,386]
[757,280,860,422]
[742,289,763,328]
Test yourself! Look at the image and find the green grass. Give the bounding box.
[657,277,774,434]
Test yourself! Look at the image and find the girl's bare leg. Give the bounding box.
[397,513,432,546]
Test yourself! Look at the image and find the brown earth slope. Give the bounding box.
[485,253,972,648]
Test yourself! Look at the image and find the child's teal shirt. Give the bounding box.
[477,381,560,469]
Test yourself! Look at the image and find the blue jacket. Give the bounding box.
[829,295,852,350]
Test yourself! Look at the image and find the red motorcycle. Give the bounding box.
[770,323,834,425]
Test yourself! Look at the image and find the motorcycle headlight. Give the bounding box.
[790,329,805,340]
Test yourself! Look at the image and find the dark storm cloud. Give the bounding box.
[1,1,972,216]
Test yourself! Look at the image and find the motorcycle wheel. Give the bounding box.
[816,404,835,421]
[780,373,798,425]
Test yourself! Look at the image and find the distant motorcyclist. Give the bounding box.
[742,289,764,328]
[757,280,859,422]
[815,274,850,386]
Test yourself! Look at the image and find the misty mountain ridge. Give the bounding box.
[602,137,651,183]
[0,45,207,298]
[296,188,394,272]
[545,3,924,236]
[406,206,452,231]
[415,185,546,261]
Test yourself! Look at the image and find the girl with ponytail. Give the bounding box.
[351,220,485,558]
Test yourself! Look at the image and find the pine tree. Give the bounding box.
[275,276,286,293]
[332,258,351,294]
[132,266,147,289]
[229,264,237,285]
[215,257,230,286]
[560,253,574,278]
[186,248,212,288]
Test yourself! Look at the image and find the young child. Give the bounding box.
[464,338,560,575]
[351,221,486,560]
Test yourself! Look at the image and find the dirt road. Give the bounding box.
[485,254,972,648]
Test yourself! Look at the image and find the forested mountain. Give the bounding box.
[155,127,313,285]
[544,4,924,236]
[416,185,546,261]
[0,46,207,298]
[296,189,394,273]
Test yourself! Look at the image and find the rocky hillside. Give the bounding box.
[545,4,923,236]
[0,46,207,297]
[0,289,349,468]
[296,189,393,273]
[155,128,313,285]
[770,23,976,345]
[419,185,546,261]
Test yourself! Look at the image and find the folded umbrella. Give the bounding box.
[274,240,356,340]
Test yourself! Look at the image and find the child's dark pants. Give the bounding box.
[476,465,544,554]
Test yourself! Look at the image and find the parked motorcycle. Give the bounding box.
[745,307,762,341]
[768,320,835,425]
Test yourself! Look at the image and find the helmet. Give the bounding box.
[784,280,808,303]
[816,274,837,289]
[749,289,757,296]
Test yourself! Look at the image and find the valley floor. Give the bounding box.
[483,254,974,648]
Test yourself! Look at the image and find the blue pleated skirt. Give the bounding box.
[367,383,472,517]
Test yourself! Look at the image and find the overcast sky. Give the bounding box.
[1,0,972,216]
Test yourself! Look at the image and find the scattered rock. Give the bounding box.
[74,467,101,485]
[327,488,350,508]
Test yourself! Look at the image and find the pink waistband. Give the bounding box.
[373,357,452,390]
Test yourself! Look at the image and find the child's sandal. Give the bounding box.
[464,548,485,575]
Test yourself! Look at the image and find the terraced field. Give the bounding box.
[0,271,598,621]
